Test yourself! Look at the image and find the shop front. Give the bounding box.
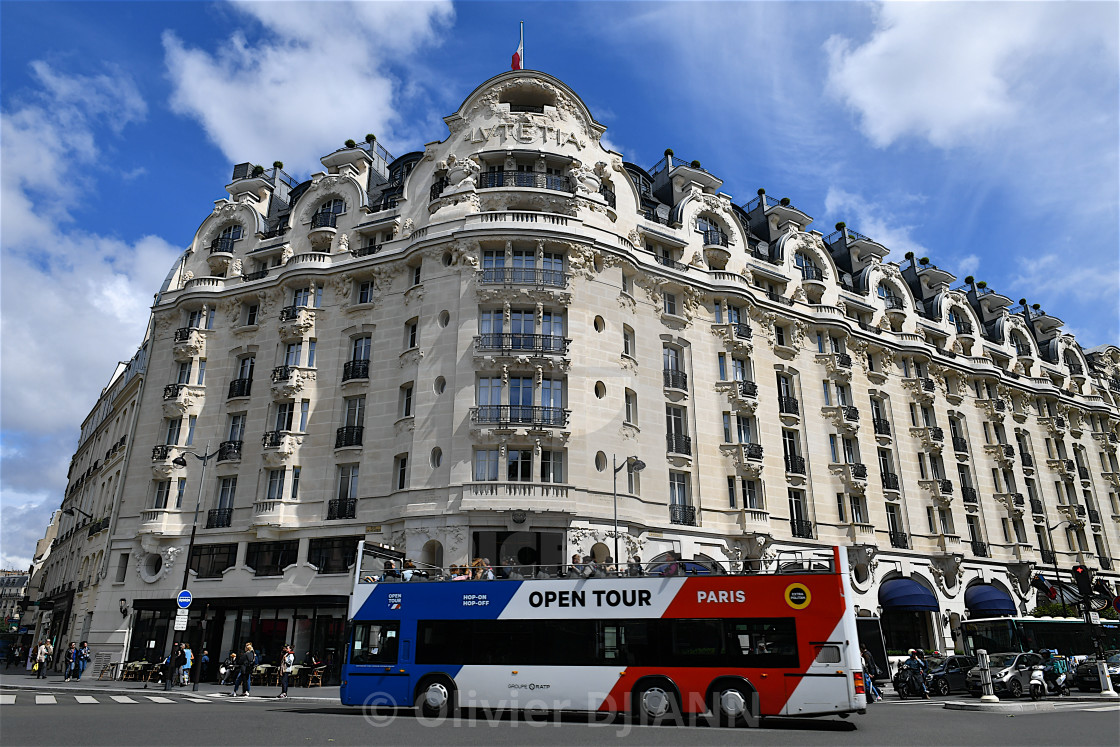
[130,595,348,684]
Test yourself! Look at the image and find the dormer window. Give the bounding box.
[210,224,242,253]
[312,199,344,228]
[795,252,822,281]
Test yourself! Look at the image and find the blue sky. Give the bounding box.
[2,0,1117,569]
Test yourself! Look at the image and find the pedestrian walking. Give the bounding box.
[199,649,210,682]
[182,643,193,686]
[860,644,882,702]
[77,641,91,681]
[231,642,256,696]
[279,645,294,698]
[35,640,49,679]
[63,643,77,681]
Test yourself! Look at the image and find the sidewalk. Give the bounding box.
[0,669,340,703]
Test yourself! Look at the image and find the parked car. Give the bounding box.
[1073,651,1120,692]
[966,652,1043,698]
[927,654,978,696]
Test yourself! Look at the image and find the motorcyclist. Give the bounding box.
[902,649,931,699]
[1038,649,1066,693]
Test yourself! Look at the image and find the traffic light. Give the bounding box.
[1072,564,1094,599]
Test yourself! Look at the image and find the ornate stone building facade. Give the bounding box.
[54,71,1119,664]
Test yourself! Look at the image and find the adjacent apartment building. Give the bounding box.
[38,71,1120,674]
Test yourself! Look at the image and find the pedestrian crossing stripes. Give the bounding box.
[0,692,258,705]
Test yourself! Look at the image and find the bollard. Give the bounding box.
[1096,659,1118,698]
[977,649,999,703]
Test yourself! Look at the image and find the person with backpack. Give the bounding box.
[860,644,882,702]
[75,641,91,681]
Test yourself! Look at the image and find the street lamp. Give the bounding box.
[171,441,219,691]
[62,506,93,521]
[612,455,645,569]
[1043,519,1073,617]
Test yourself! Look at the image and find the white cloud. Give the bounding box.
[0,62,179,568]
[956,254,980,278]
[823,186,929,259]
[824,2,1117,149]
[163,0,454,170]
[1008,253,1120,317]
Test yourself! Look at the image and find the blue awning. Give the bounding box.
[879,578,939,612]
[964,584,1016,616]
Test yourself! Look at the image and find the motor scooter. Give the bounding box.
[1029,664,1069,700]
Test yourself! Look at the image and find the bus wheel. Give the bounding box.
[633,683,679,725]
[711,686,752,727]
[415,679,455,721]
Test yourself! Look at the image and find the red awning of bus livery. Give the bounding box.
[964,584,1016,617]
[878,578,939,612]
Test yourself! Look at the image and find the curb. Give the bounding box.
[944,700,1056,712]
[0,680,339,704]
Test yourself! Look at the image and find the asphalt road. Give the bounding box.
[1,690,1118,747]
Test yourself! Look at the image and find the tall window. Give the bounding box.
[669,471,690,506]
[238,355,255,380]
[624,389,637,424]
[663,292,677,316]
[338,465,359,501]
[506,448,532,482]
[395,454,409,490]
[228,414,246,442]
[177,361,192,385]
[275,402,295,431]
[473,449,499,481]
[622,326,635,358]
[405,319,419,349]
[164,418,182,445]
[400,384,414,418]
[344,396,366,428]
[266,469,285,501]
[358,281,375,304]
[284,342,302,367]
[541,450,564,483]
[153,480,171,509]
[217,477,237,509]
[663,346,681,372]
[352,335,371,361]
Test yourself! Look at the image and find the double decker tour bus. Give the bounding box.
[340,544,866,725]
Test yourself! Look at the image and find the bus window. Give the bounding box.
[352,621,400,665]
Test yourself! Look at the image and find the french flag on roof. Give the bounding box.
[512,22,524,70]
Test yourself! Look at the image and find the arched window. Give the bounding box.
[697,215,726,246]
[947,307,971,335]
[219,223,243,241]
[211,223,242,252]
[877,283,903,309]
[795,252,821,281]
[318,198,345,216]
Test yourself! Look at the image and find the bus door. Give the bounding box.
[783,639,851,716]
[349,621,411,706]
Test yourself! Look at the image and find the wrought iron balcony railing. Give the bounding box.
[952,436,969,453]
[152,445,173,461]
[173,327,198,342]
[669,504,697,526]
[889,531,909,549]
[261,431,284,448]
[164,384,185,400]
[873,418,891,436]
[785,454,806,474]
[206,507,232,529]
[1031,498,1044,514]
[335,426,364,448]
[271,365,294,383]
[327,498,357,521]
[310,211,337,229]
[744,443,764,460]
[666,433,693,455]
[227,378,252,399]
[209,237,235,254]
[962,487,978,504]
[662,368,689,390]
[477,267,567,287]
[737,380,758,398]
[475,334,570,355]
[477,170,573,192]
[469,406,569,427]
[342,359,370,381]
[732,322,752,339]
[882,472,900,491]
[970,540,989,557]
[654,254,690,272]
[701,229,729,247]
[778,396,799,416]
[842,406,860,421]
[800,265,823,281]
[217,440,242,462]
[790,519,814,539]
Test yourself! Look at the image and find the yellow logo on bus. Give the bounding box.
[785,583,811,610]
